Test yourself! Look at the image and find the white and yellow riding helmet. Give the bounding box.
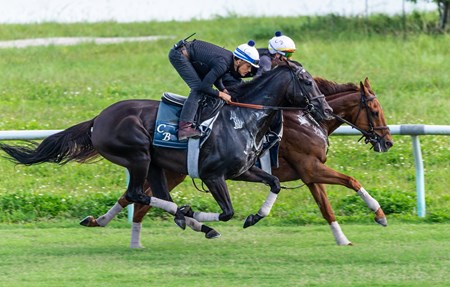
[233,40,260,68]
[268,31,296,58]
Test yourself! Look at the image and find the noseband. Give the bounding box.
[332,88,389,148]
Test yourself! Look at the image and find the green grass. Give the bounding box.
[0,222,449,286]
[0,13,449,224]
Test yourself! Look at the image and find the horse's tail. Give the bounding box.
[0,119,98,166]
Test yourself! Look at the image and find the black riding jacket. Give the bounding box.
[185,40,241,97]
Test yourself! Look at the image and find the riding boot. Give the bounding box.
[178,121,201,141]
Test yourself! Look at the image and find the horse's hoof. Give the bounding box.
[174,218,186,230]
[130,243,145,249]
[79,216,100,227]
[243,215,253,228]
[179,205,194,217]
[243,214,263,229]
[174,208,187,230]
[375,217,388,227]
[205,229,221,239]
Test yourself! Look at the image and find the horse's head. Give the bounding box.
[288,62,334,121]
[316,76,393,153]
[355,78,393,152]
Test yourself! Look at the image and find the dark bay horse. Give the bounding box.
[0,62,332,231]
[82,77,393,247]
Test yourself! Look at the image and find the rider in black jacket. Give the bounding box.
[256,31,297,77]
[169,38,260,141]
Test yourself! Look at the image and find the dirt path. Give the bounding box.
[0,35,173,49]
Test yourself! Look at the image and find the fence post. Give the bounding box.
[411,135,426,217]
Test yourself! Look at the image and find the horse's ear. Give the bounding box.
[364,77,371,89]
[360,81,369,97]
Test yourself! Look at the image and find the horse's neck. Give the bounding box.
[229,69,297,143]
[229,106,275,143]
[324,91,360,134]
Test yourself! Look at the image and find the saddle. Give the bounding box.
[153,92,223,178]
[153,92,222,149]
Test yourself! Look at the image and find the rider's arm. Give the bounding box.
[198,59,228,97]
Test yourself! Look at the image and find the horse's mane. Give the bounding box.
[314,77,359,96]
[228,61,360,101]
[228,64,292,100]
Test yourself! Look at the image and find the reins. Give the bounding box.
[228,61,319,112]
[228,101,310,111]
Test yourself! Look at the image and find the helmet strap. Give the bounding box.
[233,57,244,73]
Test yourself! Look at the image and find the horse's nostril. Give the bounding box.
[386,141,393,148]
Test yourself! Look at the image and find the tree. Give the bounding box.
[408,0,449,30]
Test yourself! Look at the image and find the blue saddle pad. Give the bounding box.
[153,99,187,149]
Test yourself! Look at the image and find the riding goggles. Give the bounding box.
[282,51,295,59]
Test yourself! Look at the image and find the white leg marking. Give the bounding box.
[96,202,123,227]
[357,187,381,212]
[185,217,203,232]
[193,212,220,222]
[258,192,278,217]
[149,197,177,215]
[330,221,351,246]
[130,222,143,249]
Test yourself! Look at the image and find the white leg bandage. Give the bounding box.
[96,202,123,227]
[358,187,380,212]
[185,217,203,232]
[130,222,143,249]
[193,212,220,222]
[150,197,178,215]
[257,192,278,217]
[330,221,351,246]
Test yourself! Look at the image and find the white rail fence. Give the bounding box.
[1,124,449,218]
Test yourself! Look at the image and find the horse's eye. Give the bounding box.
[305,80,312,86]
[372,111,379,117]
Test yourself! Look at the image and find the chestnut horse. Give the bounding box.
[0,61,332,233]
[82,77,393,247]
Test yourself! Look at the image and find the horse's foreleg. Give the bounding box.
[233,167,281,228]
[357,187,387,226]
[300,161,387,227]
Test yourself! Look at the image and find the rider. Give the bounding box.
[255,31,296,77]
[248,31,297,169]
[168,37,260,141]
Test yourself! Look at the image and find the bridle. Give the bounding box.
[331,88,390,148]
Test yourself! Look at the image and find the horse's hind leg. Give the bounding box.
[80,189,135,227]
[307,183,352,246]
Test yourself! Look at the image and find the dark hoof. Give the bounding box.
[179,205,194,217]
[174,217,186,230]
[79,216,100,227]
[375,217,388,227]
[174,209,186,230]
[243,214,263,229]
[205,229,221,239]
